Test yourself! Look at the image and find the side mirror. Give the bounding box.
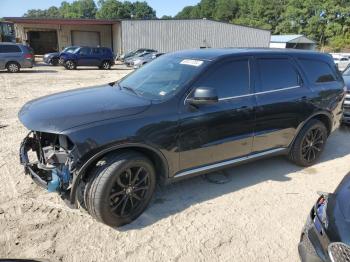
[187,87,218,105]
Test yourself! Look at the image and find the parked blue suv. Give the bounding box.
[60,46,115,70]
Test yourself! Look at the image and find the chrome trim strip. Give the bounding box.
[219,86,301,101]
[174,148,286,178]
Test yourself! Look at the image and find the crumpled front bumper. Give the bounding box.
[299,221,325,262]
[19,133,50,189]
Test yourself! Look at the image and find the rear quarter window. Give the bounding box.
[298,59,337,84]
[0,45,22,53]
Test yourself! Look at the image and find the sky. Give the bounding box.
[0,0,200,18]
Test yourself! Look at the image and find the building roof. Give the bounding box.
[270,34,315,44]
[4,17,116,25]
[4,17,270,31]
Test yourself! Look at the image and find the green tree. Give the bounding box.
[160,15,172,19]
[96,0,156,19]
[175,6,202,19]
[132,1,156,19]
[96,0,127,19]
[60,0,97,18]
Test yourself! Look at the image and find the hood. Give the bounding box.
[45,52,59,57]
[326,174,350,244]
[18,84,151,133]
[343,75,350,90]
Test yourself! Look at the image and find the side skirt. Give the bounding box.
[170,148,288,183]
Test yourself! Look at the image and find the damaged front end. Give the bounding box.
[20,131,76,194]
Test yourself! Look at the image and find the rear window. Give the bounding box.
[0,45,22,53]
[258,58,299,92]
[299,59,337,83]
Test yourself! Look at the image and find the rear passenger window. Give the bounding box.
[299,59,336,83]
[258,59,299,92]
[92,48,101,55]
[0,45,21,53]
[196,59,250,98]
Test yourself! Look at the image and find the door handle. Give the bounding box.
[236,106,249,112]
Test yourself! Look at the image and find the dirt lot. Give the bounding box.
[0,63,350,262]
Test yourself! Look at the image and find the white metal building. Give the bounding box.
[270,35,316,50]
[5,17,271,55]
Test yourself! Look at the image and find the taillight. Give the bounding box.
[24,53,33,59]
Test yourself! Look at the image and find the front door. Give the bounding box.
[178,58,256,171]
[76,47,93,66]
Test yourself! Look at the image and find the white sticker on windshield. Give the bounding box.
[180,59,203,67]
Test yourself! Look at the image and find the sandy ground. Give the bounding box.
[0,63,350,262]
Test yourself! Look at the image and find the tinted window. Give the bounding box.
[0,45,21,53]
[258,59,299,91]
[195,60,250,98]
[92,48,101,55]
[299,59,336,83]
[79,48,91,55]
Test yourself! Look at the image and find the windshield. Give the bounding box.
[343,66,350,76]
[119,55,207,100]
[63,46,78,53]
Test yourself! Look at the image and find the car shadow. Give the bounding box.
[120,128,350,231]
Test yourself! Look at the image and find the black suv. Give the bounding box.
[19,49,345,227]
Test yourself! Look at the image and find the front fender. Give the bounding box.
[69,142,169,205]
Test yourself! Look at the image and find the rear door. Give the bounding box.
[252,55,313,153]
[91,48,103,66]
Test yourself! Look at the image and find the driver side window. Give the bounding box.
[195,59,250,99]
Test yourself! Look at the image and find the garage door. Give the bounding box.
[71,31,101,47]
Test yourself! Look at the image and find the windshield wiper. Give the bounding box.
[118,82,139,96]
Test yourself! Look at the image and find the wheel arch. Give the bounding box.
[70,143,169,204]
[289,112,333,149]
[6,61,21,68]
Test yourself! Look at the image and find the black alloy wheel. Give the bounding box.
[301,127,325,163]
[101,61,111,70]
[109,166,150,217]
[289,119,328,167]
[84,151,156,227]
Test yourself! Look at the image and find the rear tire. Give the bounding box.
[64,60,76,70]
[101,60,111,70]
[84,151,156,227]
[289,119,328,167]
[6,62,20,73]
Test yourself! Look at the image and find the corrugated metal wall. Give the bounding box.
[121,19,271,53]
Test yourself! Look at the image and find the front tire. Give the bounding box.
[84,151,156,227]
[6,62,20,73]
[50,58,59,66]
[289,119,328,167]
[64,60,76,70]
